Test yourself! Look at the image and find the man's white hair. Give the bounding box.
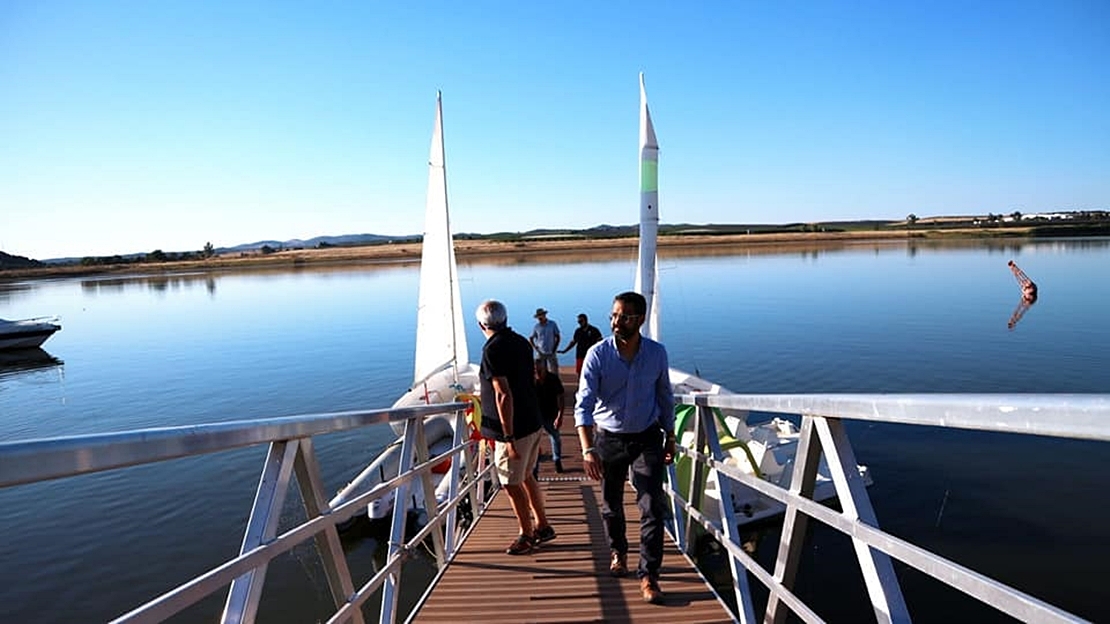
[476,299,507,329]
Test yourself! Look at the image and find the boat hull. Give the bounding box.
[390,364,481,436]
[330,414,459,520]
[0,319,61,350]
[330,365,480,522]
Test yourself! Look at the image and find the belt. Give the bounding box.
[597,426,659,440]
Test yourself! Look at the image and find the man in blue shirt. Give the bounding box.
[574,291,675,605]
[529,308,561,373]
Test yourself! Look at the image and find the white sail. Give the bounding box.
[413,92,468,385]
[334,92,480,515]
[635,72,661,341]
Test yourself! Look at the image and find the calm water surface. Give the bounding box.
[1,238,1108,622]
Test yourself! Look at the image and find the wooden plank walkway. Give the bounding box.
[413,368,734,623]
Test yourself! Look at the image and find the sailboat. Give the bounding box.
[635,73,870,525]
[330,92,480,520]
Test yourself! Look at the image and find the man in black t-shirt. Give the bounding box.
[476,299,556,555]
[559,313,604,375]
[534,361,566,473]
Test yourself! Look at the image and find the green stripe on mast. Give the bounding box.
[640,159,658,193]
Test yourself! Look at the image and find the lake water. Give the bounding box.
[1,238,1108,623]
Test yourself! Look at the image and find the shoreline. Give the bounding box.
[0,226,1064,280]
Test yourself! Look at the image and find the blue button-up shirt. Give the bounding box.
[574,336,675,434]
[530,320,560,355]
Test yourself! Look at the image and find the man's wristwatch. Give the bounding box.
[582,447,597,459]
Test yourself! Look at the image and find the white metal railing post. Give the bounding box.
[477,437,493,509]
[222,440,299,624]
[412,418,448,568]
[682,400,707,553]
[699,403,757,624]
[766,416,823,624]
[664,459,686,552]
[380,419,421,624]
[462,418,484,543]
[444,408,467,557]
[814,416,910,623]
[291,438,363,624]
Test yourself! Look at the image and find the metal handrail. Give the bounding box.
[667,392,1110,624]
[0,403,466,487]
[5,394,1108,623]
[679,393,1110,441]
[0,401,497,624]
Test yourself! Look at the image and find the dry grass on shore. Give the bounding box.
[1,227,1033,280]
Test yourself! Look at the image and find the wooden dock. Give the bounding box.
[413,368,734,623]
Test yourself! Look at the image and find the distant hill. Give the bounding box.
[0,251,45,270]
[28,233,424,263]
[218,233,420,254]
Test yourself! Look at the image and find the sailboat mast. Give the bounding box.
[435,93,463,384]
[414,91,468,386]
[635,73,661,340]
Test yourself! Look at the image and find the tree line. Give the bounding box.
[80,242,217,266]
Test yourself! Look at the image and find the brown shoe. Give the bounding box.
[640,576,664,605]
[609,550,628,577]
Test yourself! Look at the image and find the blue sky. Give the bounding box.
[2,1,1107,259]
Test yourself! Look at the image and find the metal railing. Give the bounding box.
[666,393,1110,624]
[5,394,1108,623]
[0,401,497,624]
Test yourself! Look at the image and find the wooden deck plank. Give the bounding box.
[413,368,734,623]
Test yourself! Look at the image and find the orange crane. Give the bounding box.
[1008,260,1038,303]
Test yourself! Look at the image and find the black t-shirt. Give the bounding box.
[573,324,604,358]
[534,373,564,421]
[479,327,542,441]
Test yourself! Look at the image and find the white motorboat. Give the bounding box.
[330,92,480,521]
[0,317,61,350]
[633,74,870,526]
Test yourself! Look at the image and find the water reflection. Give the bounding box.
[1006,260,1039,330]
[454,237,1021,267]
[0,282,35,304]
[0,348,63,378]
[459,247,633,267]
[75,262,424,298]
[1007,295,1037,330]
[80,273,216,294]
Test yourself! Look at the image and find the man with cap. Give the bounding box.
[529,308,561,374]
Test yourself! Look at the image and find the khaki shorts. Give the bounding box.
[495,429,542,486]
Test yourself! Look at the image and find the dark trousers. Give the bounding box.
[596,426,666,579]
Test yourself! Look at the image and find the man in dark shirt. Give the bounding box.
[559,313,604,375]
[476,299,556,555]
[534,360,566,473]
